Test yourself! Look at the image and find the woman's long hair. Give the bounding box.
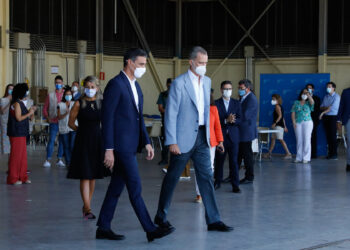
[11,83,28,105]
[3,84,14,98]
[80,76,103,109]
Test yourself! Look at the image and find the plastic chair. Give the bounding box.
[149,121,162,150]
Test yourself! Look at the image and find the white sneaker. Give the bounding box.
[302,160,310,164]
[43,160,51,168]
[179,176,191,181]
[293,160,302,163]
[56,160,66,168]
[162,168,168,174]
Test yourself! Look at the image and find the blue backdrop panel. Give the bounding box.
[259,73,330,156]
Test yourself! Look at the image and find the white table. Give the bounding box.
[257,129,280,162]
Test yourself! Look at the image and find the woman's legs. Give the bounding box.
[295,123,303,161]
[89,180,96,203]
[278,139,291,155]
[268,138,276,154]
[80,180,91,212]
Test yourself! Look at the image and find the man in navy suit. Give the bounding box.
[237,79,258,184]
[337,88,350,171]
[96,48,173,242]
[214,80,242,193]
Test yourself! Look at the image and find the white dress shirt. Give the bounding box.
[122,71,139,111]
[223,97,230,112]
[188,69,205,126]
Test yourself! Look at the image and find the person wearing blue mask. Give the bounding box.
[0,84,14,155]
[57,87,76,166]
[237,79,258,184]
[305,84,321,158]
[337,87,350,171]
[43,75,65,168]
[320,82,340,160]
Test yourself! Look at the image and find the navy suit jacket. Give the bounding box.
[215,98,241,144]
[102,71,150,153]
[238,92,258,142]
[337,88,350,125]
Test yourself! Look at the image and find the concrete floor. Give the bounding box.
[1,146,350,250]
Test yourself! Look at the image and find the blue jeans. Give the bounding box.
[59,131,75,165]
[46,123,63,160]
[346,120,350,165]
[70,131,76,153]
[156,128,221,224]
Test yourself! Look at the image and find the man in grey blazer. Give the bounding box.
[154,46,233,232]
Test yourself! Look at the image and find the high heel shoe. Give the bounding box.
[82,207,96,220]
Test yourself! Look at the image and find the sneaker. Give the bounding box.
[162,168,168,174]
[179,176,191,181]
[195,195,202,203]
[13,181,22,185]
[294,160,302,163]
[24,180,32,184]
[43,160,51,168]
[302,160,309,164]
[56,160,66,168]
[283,154,292,159]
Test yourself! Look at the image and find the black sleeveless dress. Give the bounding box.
[273,104,285,128]
[67,99,106,179]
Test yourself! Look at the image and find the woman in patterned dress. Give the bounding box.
[0,84,14,155]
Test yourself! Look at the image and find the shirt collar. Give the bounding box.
[188,69,202,82]
[122,70,136,85]
[329,92,335,97]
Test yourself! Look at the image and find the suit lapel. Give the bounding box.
[217,98,226,116]
[120,71,139,113]
[228,98,234,113]
[184,73,198,110]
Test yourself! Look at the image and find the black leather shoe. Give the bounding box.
[222,176,232,183]
[239,178,253,184]
[208,221,233,232]
[96,228,125,240]
[232,186,241,193]
[214,181,221,190]
[346,165,350,172]
[154,216,175,231]
[147,227,174,242]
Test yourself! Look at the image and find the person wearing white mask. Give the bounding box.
[214,81,241,193]
[71,81,81,101]
[96,48,172,242]
[264,94,291,159]
[155,46,233,233]
[319,82,340,160]
[67,76,106,220]
[57,87,76,166]
[291,88,315,163]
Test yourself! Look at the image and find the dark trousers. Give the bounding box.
[97,152,156,233]
[156,128,221,224]
[238,141,254,181]
[160,115,169,162]
[214,139,239,187]
[311,119,319,158]
[323,115,338,157]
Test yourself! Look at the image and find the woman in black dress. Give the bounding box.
[68,76,105,219]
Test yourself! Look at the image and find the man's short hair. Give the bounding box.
[166,78,173,84]
[327,81,336,89]
[123,48,148,67]
[55,75,63,82]
[220,80,232,89]
[238,79,253,91]
[189,46,207,60]
[306,83,315,89]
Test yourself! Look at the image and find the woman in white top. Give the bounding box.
[0,84,14,154]
[57,87,76,166]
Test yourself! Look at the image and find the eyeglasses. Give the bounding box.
[223,88,232,91]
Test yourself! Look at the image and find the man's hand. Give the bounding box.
[284,127,288,133]
[145,144,154,160]
[169,144,181,155]
[227,113,235,123]
[104,150,114,170]
[319,113,324,120]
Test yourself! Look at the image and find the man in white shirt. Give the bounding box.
[154,46,233,233]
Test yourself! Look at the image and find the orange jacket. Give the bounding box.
[210,105,224,147]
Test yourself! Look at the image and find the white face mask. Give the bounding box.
[301,94,308,100]
[271,100,277,105]
[85,88,97,98]
[326,87,332,94]
[72,86,78,92]
[223,90,232,99]
[134,67,146,78]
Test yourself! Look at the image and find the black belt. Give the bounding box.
[199,125,205,130]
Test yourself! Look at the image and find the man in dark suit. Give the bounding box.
[214,80,242,193]
[96,48,173,242]
[306,83,321,158]
[237,79,258,184]
[337,88,350,171]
